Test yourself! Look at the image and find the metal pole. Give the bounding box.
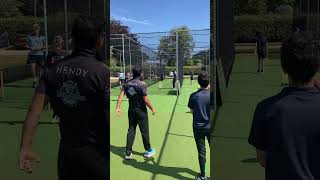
[0,71,3,99]
[308,0,310,31]
[317,0,320,37]
[122,34,126,75]
[129,39,132,74]
[149,51,151,80]
[119,52,122,72]
[34,0,37,22]
[141,47,144,69]
[89,0,91,15]
[213,0,217,110]
[43,0,48,58]
[64,0,69,51]
[104,0,107,64]
[176,31,179,95]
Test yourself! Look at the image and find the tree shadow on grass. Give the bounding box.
[241,157,258,163]
[167,90,177,96]
[110,145,198,180]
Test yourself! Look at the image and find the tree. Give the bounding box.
[110,19,141,67]
[185,59,194,66]
[158,26,194,67]
[247,0,267,15]
[267,0,294,13]
[0,0,22,18]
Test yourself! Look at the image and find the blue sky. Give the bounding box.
[110,0,210,33]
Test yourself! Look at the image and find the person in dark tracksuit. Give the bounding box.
[255,31,268,72]
[116,67,156,160]
[249,32,320,180]
[190,71,194,85]
[19,16,109,180]
[188,72,211,180]
[173,71,177,89]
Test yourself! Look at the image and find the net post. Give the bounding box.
[129,39,132,74]
[175,31,179,95]
[122,34,126,75]
[64,0,69,51]
[0,70,3,100]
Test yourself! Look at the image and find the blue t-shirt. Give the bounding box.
[188,88,211,129]
[249,87,320,180]
[27,34,45,56]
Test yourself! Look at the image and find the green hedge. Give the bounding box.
[0,16,43,46]
[234,15,293,43]
[0,14,80,49]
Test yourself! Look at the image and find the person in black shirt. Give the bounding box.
[255,31,268,72]
[172,71,177,89]
[190,71,194,85]
[46,35,69,124]
[188,72,211,180]
[249,32,320,180]
[124,72,131,84]
[46,35,69,67]
[116,67,156,160]
[18,16,109,180]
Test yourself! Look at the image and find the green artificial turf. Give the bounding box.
[211,54,283,180]
[0,78,59,180]
[110,79,210,180]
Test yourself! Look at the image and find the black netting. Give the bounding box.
[47,0,107,53]
[293,0,320,37]
[110,30,210,93]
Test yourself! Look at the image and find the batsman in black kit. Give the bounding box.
[18,16,109,180]
[116,67,157,160]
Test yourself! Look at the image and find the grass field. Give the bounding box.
[0,52,285,180]
[110,79,211,180]
[212,53,283,180]
[0,78,59,180]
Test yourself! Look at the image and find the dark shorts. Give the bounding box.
[27,55,45,65]
[257,49,267,59]
[58,142,108,180]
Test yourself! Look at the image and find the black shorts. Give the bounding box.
[27,55,45,65]
[257,50,267,59]
[58,142,108,180]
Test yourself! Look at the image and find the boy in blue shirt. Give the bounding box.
[249,32,320,180]
[188,72,211,180]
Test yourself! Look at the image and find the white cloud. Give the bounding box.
[112,14,153,26]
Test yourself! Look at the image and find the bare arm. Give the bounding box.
[256,149,266,168]
[143,96,156,115]
[19,93,45,172]
[116,90,125,116]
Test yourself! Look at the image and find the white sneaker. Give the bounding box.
[125,153,133,160]
[144,148,156,158]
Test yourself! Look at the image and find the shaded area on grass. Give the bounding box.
[110,145,198,180]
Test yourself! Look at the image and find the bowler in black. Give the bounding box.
[249,32,320,180]
[19,16,109,180]
[116,67,157,160]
